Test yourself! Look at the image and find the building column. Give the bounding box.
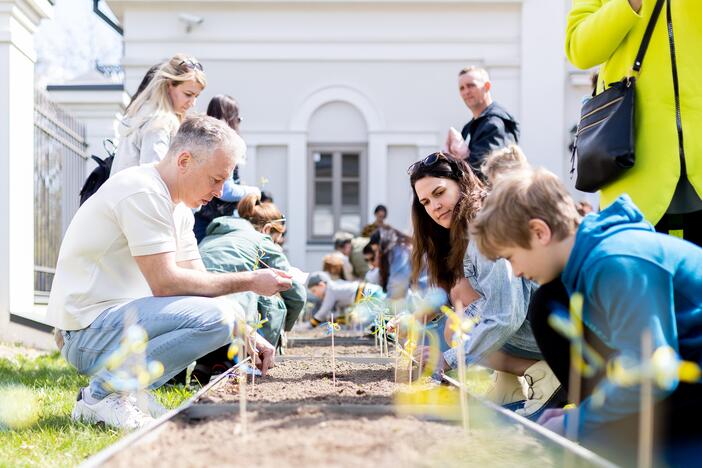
[520,0,567,177]
[0,0,52,336]
[286,133,307,269]
[367,134,387,220]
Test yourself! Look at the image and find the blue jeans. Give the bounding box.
[60,296,237,399]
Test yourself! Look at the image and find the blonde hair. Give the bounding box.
[122,53,207,138]
[322,254,344,280]
[481,144,530,184]
[470,168,580,260]
[237,194,285,233]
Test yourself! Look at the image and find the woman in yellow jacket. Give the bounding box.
[566,0,702,246]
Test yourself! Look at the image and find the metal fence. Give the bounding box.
[34,90,88,300]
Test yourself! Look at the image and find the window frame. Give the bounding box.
[307,145,367,243]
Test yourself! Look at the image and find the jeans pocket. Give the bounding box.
[76,347,103,375]
[73,326,124,375]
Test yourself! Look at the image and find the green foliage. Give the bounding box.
[0,349,192,467]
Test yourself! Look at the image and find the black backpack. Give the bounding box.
[79,140,115,206]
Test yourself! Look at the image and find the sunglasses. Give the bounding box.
[178,58,204,71]
[406,152,449,175]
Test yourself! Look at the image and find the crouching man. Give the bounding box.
[48,115,292,430]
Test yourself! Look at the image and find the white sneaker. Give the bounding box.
[130,391,169,418]
[72,389,154,430]
[484,371,526,405]
[516,361,562,418]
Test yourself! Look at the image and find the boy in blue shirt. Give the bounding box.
[470,168,702,463]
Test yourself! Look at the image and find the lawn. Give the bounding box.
[0,347,193,467]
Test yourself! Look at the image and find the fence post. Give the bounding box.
[0,0,53,337]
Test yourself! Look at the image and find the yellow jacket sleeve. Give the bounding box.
[566,0,642,69]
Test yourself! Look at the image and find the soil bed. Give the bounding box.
[103,343,600,468]
[107,407,558,468]
[283,344,380,357]
[204,357,397,405]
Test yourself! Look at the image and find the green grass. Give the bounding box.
[0,351,193,467]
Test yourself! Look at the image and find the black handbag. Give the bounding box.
[571,0,665,193]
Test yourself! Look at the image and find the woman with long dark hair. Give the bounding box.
[409,151,562,418]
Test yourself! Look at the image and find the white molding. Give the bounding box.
[108,0,523,18]
[120,44,519,64]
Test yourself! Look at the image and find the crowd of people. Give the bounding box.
[46,0,700,463]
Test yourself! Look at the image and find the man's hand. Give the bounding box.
[537,408,566,436]
[245,329,276,376]
[445,127,469,160]
[249,269,293,296]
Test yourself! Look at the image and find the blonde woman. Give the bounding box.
[111,54,207,175]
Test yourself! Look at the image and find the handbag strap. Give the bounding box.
[632,0,665,72]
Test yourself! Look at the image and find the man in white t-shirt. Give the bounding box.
[49,115,292,430]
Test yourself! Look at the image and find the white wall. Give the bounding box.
[386,145,418,234]
[254,145,288,216]
[106,0,585,269]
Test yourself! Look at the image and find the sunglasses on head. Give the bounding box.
[178,58,203,71]
[406,152,450,175]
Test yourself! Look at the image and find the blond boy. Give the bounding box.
[470,168,702,458]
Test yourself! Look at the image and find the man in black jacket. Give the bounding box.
[446,66,520,179]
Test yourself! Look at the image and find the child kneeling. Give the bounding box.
[471,168,702,464]
[307,272,386,326]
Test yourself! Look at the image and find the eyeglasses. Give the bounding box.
[406,152,448,175]
[178,58,203,71]
[269,216,286,226]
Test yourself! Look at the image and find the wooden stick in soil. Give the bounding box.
[418,315,427,380]
[454,300,470,433]
[565,295,583,444]
[383,311,390,358]
[238,336,247,435]
[638,329,654,468]
[331,313,336,386]
[408,319,414,385]
[249,330,256,397]
[394,335,400,383]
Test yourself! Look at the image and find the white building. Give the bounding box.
[105,0,590,272]
[1,0,593,345]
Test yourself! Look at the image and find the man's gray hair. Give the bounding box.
[458,65,490,83]
[167,114,246,165]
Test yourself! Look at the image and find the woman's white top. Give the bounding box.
[110,117,175,176]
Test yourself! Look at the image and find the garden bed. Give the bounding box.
[101,340,610,468]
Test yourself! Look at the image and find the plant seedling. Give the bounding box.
[322,314,341,386]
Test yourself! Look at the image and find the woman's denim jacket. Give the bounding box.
[444,241,541,368]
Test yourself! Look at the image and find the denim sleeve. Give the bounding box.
[577,257,677,434]
[219,181,261,203]
[443,244,529,368]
